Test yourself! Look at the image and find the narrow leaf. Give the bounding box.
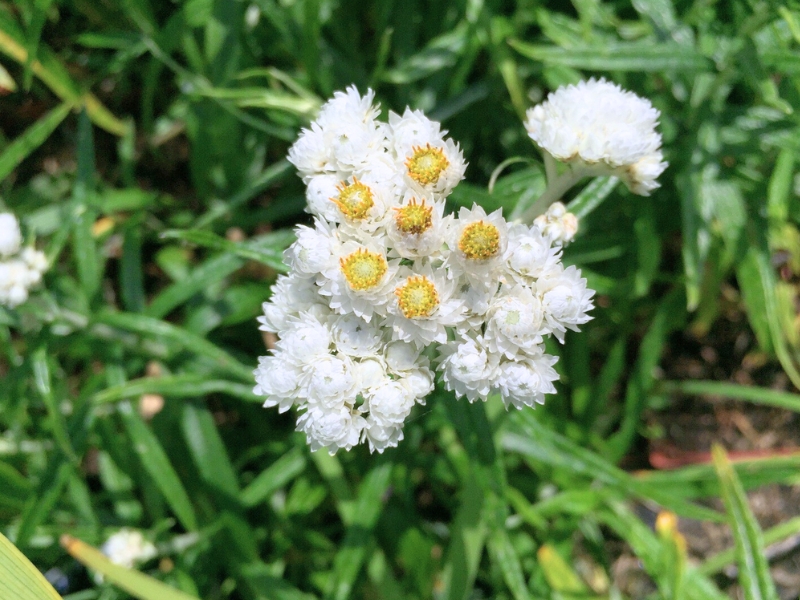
[0,532,62,600]
[0,102,71,183]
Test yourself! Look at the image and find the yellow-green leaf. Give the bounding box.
[0,531,63,600]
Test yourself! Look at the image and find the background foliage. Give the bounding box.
[2,0,800,598]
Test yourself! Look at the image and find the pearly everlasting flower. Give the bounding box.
[525,78,667,195]
[101,529,157,569]
[256,85,597,453]
[533,202,579,245]
[0,213,21,258]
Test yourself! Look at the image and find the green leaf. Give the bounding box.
[567,176,619,221]
[160,229,294,272]
[0,102,71,183]
[93,373,257,403]
[62,535,199,600]
[505,412,724,523]
[657,380,800,412]
[509,39,712,71]
[117,401,198,531]
[240,448,307,507]
[439,476,486,600]
[382,23,469,84]
[712,446,779,600]
[0,532,63,600]
[181,401,240,497]
[324,463,393,600]
[537,544,590,594]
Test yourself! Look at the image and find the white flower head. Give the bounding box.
[101,529,157,569]
[0,213,21,258]
[0,259,32,308]
[318,240,399,322]
[303,353,359,409]
[448,204,508,284]
[387,193,450,259]
[504,223,562,284]
[254,353,303,413]
[276,312,332,363]
[284,219,339,277]
[494,354,559,410]
[330,313,385,357]
[385,262,466,348]
[533,202,579,245]
[384,340,424,372]
[525,78,667,195]
[297,404,366,454]
[328,176,393,232]
[437,334,499,403]
[258,274,325,333]
[389,108,466,197]
[537,264,595,343]
[306,174,344,222]
[485,284,545,358]
[288,123,332,181]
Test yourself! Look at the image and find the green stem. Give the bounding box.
[519,168,586,223]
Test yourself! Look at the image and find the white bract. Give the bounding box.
[256,86,598,453]
[525,78,668,195]
[101,529,157,569]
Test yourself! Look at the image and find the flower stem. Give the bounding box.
[520,168,585,223]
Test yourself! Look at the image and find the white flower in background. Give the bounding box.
[256,86,597,453]
[533,202,579,245]
[525,78,667,195]
[0,213,21,257]
[101,529,157,569]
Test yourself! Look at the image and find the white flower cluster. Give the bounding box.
[525,78,668,195]
[0,212,47,308]
[254,87,594,454]
[101,529,157,569]
[534,202,578,245]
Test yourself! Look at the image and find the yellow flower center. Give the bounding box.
[393,199,433,235]
[458,221,500,260]
[331,178,374,220]
[406,144,449,186]
[340,249,387,291]
[395,276,440,318]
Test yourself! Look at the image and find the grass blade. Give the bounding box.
[0,102,71,183]
[712,445,779,600]
[61,535,199,600]
[658,380,800,412]
[0,532,62,600]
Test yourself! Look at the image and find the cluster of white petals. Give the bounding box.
[101,529,157,569]
[534,202,579,245]
[0,212,47,308]
[525,78,667,195]
[255,87,594,453]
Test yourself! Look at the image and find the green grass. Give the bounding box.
[2,0,800,598]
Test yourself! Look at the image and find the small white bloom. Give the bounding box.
[101,529,157,569]
[533,202,579,245]
[438,334,499,403]
[318,240,399,322]
[387,194,450,259]
[0,213,22,258]
[288,123,332,180]
[306,174,344,222]
[494,354,559,410]
[276,313,332,363]
[525,78,667,195]
[0,259,33,308]
[363,378,418,453]
[254,353,303,413]
[297,404,366,454]
[258,274,323,333]
[356,357,388,392]
[389,108,466,197]
[447,204,508,285]
[485,285,545,358]
[537,265,595,342]
[384,340,424,372]
[303,353,359,408]
[384,263,465,348]
[504,223,562,284]
[330,313,384,357]
[284,219,339,277]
